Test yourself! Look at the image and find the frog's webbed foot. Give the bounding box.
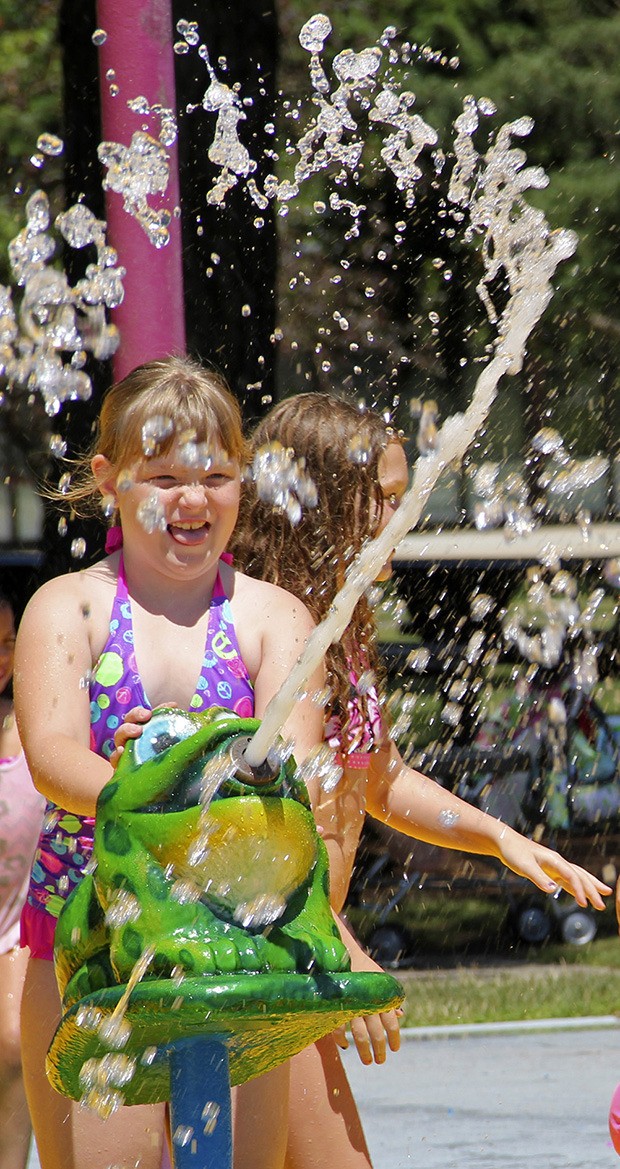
[54,873,108,997]
[269,922,350,974]
[107,902,294,983]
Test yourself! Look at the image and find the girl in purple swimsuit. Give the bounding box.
[14,356,324,1169]
[232,392,612,1169]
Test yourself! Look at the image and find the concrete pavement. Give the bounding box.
[343,1020,620,1168]
[27,1019,620,1167]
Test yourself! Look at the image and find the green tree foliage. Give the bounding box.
[0,1,617,457]
[279,0,619,455]
[0,1,62,282]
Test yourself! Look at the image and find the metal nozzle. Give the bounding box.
[227,736,280,787]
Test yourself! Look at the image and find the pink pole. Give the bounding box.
[95,0,186,379]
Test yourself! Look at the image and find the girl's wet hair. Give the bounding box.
[232,392,400,748]
[54,355,247,518]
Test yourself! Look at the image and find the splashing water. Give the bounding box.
[5,17,588,798]
[250,440,318,527]
[76,952,157,1116]
[98,98,178,248]
[0,191,124,414]
[124,12,575,770]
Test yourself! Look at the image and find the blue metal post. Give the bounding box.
[168,1037,233,1168]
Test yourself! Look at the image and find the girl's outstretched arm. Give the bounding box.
[366,738,611,909]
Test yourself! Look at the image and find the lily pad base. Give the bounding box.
[47,970,404,1106]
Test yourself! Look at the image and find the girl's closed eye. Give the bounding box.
[146,475,179,488]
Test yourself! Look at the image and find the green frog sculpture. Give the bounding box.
[47,707,403,1121]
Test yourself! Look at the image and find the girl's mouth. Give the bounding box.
[167,520,211,545]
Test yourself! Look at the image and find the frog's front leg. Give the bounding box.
[54,872,109,999]
[95,843,266,981]
[270,835,350,973]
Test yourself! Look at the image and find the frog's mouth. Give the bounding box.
[105,710,284,817]
[136,735,285,815]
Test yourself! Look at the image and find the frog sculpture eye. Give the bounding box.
[132,711,198,766]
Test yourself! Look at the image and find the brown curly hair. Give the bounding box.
[232,392,400,751]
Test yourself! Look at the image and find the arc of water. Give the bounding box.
[244,226,575,770]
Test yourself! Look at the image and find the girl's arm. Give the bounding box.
[14,578,113,816]
[366,737,611,908]
[334,913,401,1066]
[248,581,325,763]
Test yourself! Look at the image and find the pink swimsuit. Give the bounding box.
[0,750,45,953]
[324,674,383,768]
[20,556,255,960]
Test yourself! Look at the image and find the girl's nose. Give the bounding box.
[179,482,208,505]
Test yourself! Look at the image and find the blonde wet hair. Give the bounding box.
[55,355,247,518]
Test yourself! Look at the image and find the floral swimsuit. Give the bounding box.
[21,555,255,960]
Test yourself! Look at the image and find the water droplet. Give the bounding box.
[71,538,87,560]
[141,414,175,455]
[91,28,108,46]
[173,1126,194,1148]
[299,14,332,54]
[49,434,67,457]
[202,1101,221,1135]
[36,133,64,157]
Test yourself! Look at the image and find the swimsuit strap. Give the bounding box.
[117,552,129,600]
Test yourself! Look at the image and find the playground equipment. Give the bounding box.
[46,707,403,1166]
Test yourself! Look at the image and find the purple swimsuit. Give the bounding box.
[21,556,254,959]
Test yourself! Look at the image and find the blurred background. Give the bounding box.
[1,0,619,1016]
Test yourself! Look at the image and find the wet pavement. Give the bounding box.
[343,1020,620,1168]
[27,1019,620,1168]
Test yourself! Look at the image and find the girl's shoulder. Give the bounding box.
[21,556,119,629]
[230,567,313,625]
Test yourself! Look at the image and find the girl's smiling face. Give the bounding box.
[93,442,242,574]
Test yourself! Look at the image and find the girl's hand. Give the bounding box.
[333,1006,402,1065]
[109,705,152,768]
[497,831,611,909]
[334,924,403,1063]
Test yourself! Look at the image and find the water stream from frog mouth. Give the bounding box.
[235,16,577,769]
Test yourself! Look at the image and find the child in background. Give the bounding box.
[0,589,45,1169]
[231,392,611,1169]
[14,356,325,1169]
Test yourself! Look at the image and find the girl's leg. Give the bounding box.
[21,957,165,1169]
[285,1037,372,1169]
[0,945,32,1169]
[232,1063,290,1169]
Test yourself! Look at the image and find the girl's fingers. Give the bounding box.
[382,1008,402,1053]
[332,1024,349,1049]
[349,1010,401,1065]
